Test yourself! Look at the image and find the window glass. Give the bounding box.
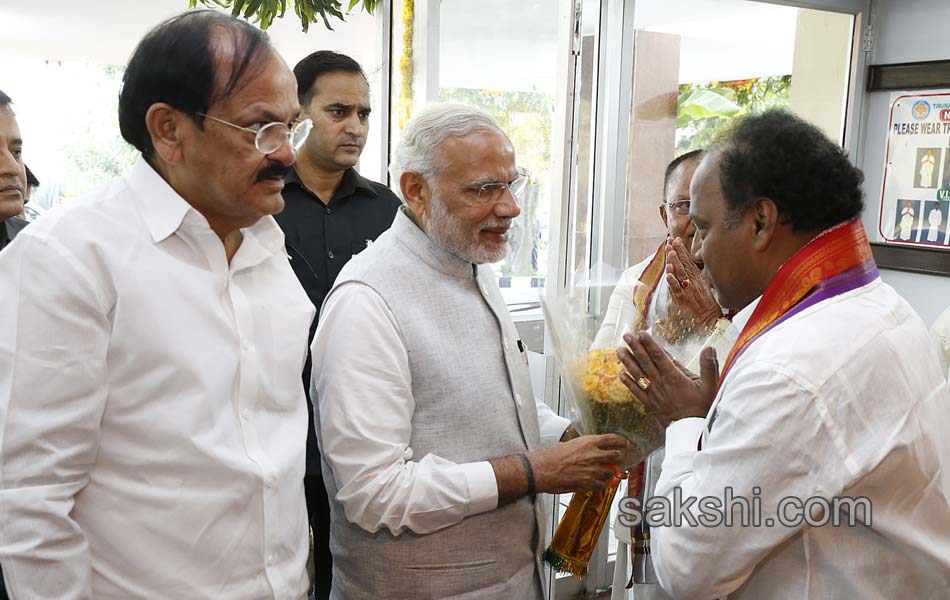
[2,1,385,214]
[391,0,560,309]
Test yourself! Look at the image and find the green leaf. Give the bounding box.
[185,0,374,32]
[676,89,741,128]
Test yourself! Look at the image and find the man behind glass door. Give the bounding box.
[273,50,400,599]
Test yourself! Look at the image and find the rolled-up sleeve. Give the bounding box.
[0,232,112,600]
[312,283,499,536]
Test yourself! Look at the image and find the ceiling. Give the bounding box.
[0,0,845,97]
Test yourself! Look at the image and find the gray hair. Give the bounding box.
[389,103,507,199]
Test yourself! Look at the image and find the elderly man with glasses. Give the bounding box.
[0,11,315,599]
[594,150,727,349]
[310,103,629,599]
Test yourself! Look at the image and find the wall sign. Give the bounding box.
[879,90,950,249]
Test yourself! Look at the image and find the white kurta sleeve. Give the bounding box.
[0,233,112,600]
[312,282,499,536]
[650,362,852,600]
[536,401,570,446]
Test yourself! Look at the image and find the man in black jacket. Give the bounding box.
[274,51,400,599]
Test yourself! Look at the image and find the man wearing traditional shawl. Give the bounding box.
[593,150,725,349]
[618,110,950,598]
[591,151,737,598]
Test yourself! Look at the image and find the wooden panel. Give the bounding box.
[867,60,950,92]
[871,242,950,277]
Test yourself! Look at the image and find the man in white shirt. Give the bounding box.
[0,12,316,599]
[618,111,950,598]
[311,103,628,599]
[598,151,735,600]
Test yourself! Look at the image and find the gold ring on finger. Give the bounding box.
[636,376,652,391]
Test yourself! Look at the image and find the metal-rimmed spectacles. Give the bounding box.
[195,112,313,155]
[468,169,531,205]
[664,199,691,216]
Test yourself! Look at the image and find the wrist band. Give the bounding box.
[519,453,536,496]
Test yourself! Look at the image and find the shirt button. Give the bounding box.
[328,251,335,259]
[325,207,331,215]
[267,554,275,566]
[503,339,510,352]
[514,393,522,406]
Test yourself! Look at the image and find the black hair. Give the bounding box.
[0,89,10,106]
[293,50,367,105]
[118,10,271,159]
[663,149,704,202]
[715,110,864,232]
[25,164,38,188]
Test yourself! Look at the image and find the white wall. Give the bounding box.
[858,0,950,325]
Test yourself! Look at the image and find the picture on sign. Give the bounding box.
[892,199,920,242]
[924,200,947,243]
[879,91,950,248]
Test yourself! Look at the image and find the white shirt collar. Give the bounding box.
[729,295,762,334]
[126,156,286,263]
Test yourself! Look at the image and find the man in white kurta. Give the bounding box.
[920,150,936,188]
[927,204,942,241]
[619,111,950,599]
[0,13,314,599]
[312,104,628,599]
[596,151,736,600]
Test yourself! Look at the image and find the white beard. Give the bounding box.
[426,191,510,264]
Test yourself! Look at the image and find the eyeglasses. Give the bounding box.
[664,200,691,216]
[468,170,531,205]
[195,113,313,155]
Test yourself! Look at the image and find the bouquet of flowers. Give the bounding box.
[540,291,666,577]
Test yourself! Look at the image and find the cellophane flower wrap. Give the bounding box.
[540,288,665,577]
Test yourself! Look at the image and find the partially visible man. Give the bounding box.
[619,111,950,598]
[0,86,27,600]
[312,103,628,599]
[0,90,27,251]
[0,12,315,598]
[273,50,400,599]
[594,149,726,348]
